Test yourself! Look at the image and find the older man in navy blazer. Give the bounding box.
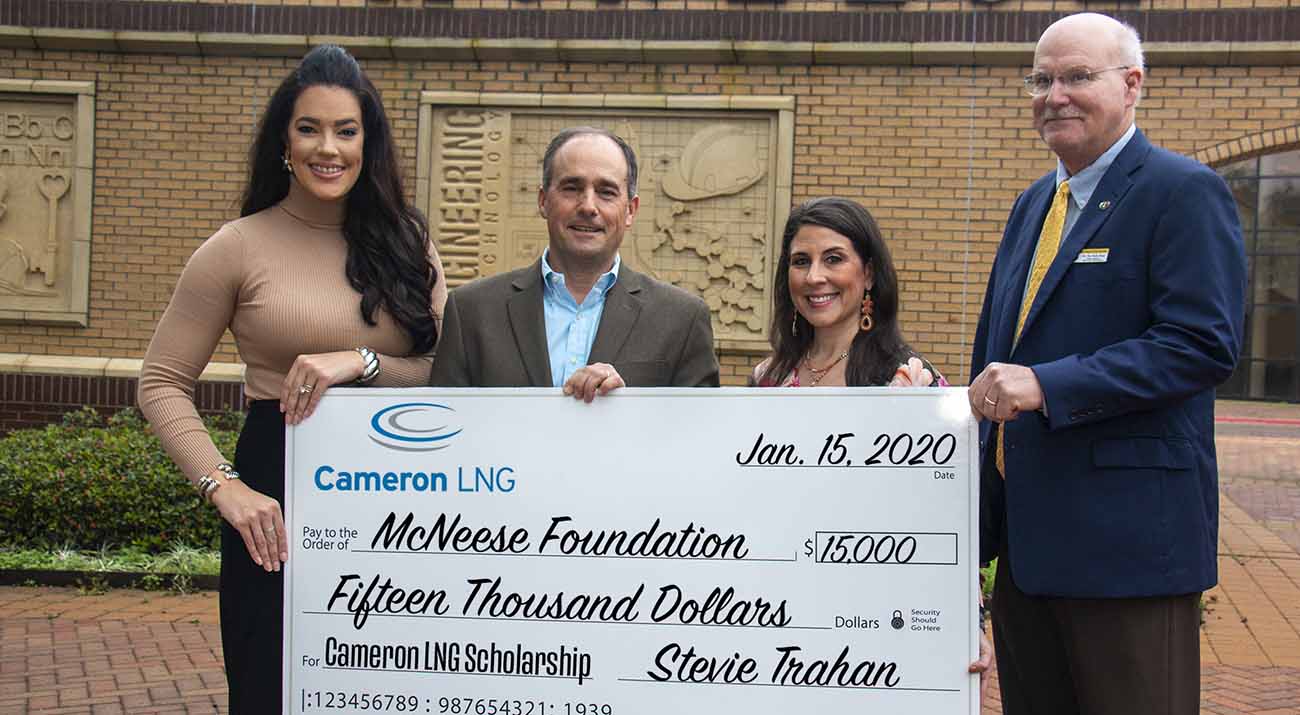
[968,12,1245,715]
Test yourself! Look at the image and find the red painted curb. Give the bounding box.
[1215,416,1300,426]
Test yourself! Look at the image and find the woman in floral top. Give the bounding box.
[751,197,947,388]
[750,196,994,698]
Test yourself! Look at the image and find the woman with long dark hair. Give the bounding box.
[138,45,444,709]
[752,196,995,698]
[752,196,943,388]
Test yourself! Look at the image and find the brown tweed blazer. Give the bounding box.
[430,258,719,388]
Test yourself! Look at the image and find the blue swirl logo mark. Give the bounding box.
[369,402,462,452]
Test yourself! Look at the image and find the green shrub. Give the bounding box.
[0,407,242,552]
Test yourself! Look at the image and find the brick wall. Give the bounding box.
[3,50,1295,385]
[0,373,243,432]
[10,2,1300,42]
[87,1,1300,14]
[0,5,1297,394]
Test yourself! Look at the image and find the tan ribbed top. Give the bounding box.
[138,188,447,483]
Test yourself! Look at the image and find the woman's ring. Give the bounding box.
[983,396,997,406]
[298,384,314,395]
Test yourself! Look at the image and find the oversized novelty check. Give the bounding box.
[284,387,980,715]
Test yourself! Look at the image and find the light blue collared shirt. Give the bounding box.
[541,249,620,387]
[1055,122,1137,239]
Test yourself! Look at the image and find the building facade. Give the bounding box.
[0,0,1296,429]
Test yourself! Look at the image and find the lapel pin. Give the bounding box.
[1098,200,1112,210]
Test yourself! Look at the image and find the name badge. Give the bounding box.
[1075,248,1109,264]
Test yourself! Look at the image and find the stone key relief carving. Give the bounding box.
[0,170,71,296]
[0,101,77,298]
[31,169,71,286]
[0,168,73,296]
[510,115,776,343]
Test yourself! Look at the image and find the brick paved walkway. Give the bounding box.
[1193,401,1300,715]
[1,400,1297,714]
[0,589,224,713]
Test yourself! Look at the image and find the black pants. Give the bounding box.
[220,400,285,714]
[991,548,1200,715]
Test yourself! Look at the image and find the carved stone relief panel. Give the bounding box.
[0,80,94,326]
[418,94,794,349]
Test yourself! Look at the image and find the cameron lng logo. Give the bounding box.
[369,402,462,452]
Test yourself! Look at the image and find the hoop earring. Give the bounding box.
[860,291,874,333]
[282,153,293,174]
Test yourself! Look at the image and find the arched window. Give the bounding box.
[1218,150,1300,401]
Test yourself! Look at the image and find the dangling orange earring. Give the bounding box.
[860,291,874,332]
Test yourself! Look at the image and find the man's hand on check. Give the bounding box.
[563,362,626,403]
[968,362,1044,423]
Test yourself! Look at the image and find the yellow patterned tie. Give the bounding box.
[997,180,1070,477]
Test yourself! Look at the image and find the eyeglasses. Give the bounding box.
[1023,66,1130,97]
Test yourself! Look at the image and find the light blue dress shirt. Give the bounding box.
[1055,122,1137,239]
[541,249,620,387]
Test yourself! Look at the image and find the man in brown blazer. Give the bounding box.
[430,127,720,396]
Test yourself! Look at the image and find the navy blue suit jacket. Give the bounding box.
[971,129,1246,598]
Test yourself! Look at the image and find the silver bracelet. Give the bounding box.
[196,463,238,504]
[355,346,381,384]
[196,475,222,503]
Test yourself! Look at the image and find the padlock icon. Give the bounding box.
[890,610,905,630]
